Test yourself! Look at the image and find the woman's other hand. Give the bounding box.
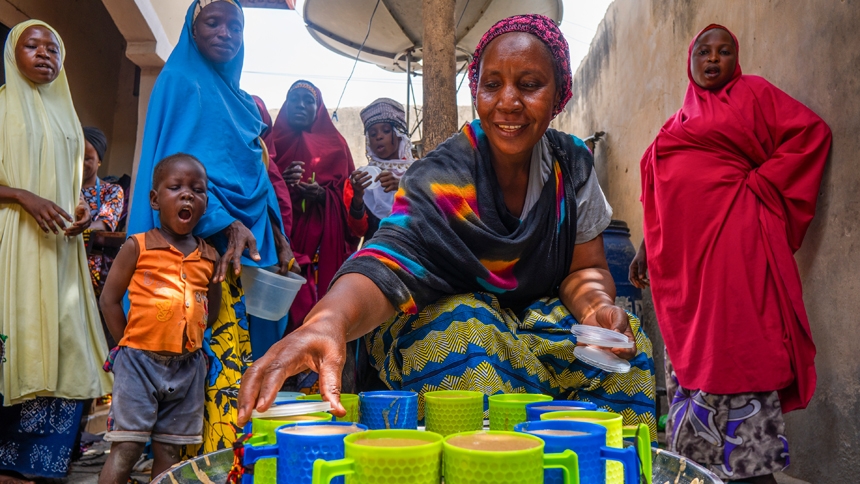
[298,181,326,204]
[378,171,399,193]
[273,229,299,275]
[214,220,260,282]
[585,305,637,360]
[18,189,73,234]
[63,196,92,237]
[628,240,649,289]
[350,170,372,203]
[282,160,304,186]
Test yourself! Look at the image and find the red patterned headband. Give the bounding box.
[468,14,572,117]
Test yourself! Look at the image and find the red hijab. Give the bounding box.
[271,82,356,329]
[253,95,293,235]
[640,25,831,411]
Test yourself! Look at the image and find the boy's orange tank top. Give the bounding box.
[120,229,218,353]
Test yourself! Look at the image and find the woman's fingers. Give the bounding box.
[319,357,346,418]
[213,248,231,282]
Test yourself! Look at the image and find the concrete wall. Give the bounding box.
[0,0,139,178]
[552,0,860,481]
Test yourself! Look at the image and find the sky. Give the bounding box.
[241,0,614,112]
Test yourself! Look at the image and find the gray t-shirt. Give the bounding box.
[521,137,612,243]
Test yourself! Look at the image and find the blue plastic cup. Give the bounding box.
[358,390,418,430]
[525,400,599,422]
[243,421,368,484]
[514,420,639,484]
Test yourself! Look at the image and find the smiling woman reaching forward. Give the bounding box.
[240,15,657,440]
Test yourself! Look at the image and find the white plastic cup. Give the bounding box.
[241,265,306,320]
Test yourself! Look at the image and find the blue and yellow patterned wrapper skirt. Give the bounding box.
[185,271,251,456]
[366,293,657,441]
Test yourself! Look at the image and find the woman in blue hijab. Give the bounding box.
[126,0,295,454]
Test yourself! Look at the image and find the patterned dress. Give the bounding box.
[81,180,124,296]
[0,398,84,478]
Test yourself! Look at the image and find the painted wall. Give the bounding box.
[0,0,139,178]
[552,0,860,481]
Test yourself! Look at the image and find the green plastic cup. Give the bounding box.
[312,429,443,484]
[424,390,484,437]
[541,410,625,484]
[298,393,360,423]
[442,430,579,484]
[488,393,552,431]
[249,412,334,484]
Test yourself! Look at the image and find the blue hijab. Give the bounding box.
[127,0,282,267]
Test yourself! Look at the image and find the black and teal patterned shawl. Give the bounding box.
[335,120,593,313]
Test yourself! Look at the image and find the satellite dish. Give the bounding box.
[303,0,563,73]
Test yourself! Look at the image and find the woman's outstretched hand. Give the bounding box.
[238,317,349,425]
[585,305,637,360]
[214,220,259,283]
[628,241,649,289]
[64,196,92,237]
[350,170,372,204]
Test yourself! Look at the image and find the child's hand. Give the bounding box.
[378,171,399,193]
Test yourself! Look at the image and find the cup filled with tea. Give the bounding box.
[244,421,368,484]
[515,419,640,484]
[524,399,599,422]
[540,410,628,484]
[298,393,360,423]
[312,429,443,484]
[487,393,552,431]
[442,430,578,483]
[358,390,418,430]
[423,390,484,436]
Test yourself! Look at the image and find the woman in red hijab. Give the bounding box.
[271,80,357,333]
[631,25,831,483]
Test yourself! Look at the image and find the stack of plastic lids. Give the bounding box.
[250,399,332,419]
[570,325,634,373]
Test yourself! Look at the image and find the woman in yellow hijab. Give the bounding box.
[0,20,112,480]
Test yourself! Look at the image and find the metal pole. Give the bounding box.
[406,51,411,133]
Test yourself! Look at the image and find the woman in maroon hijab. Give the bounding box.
[271,80,357,332]
[630,25,831,483]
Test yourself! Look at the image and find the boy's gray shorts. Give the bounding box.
[104,346,207,445]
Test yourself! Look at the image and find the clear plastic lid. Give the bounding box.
[356,165,382,190]
[570,325,634,349]
[250,400,332,419]
[573,345,631,373]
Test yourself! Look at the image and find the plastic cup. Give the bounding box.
[298,394,360,423]
[244,421,368,484]
[515,420,640,484]
[524,400,599,422]
[540,410,625,484]
[424,390,484,437]
[242,265,306,320]
[442,430,579,484]
[488,393,552,431]
[312,429,443,484]
[246,412,334,484]
[358,391,418,430]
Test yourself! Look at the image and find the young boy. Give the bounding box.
[98,154,220,484]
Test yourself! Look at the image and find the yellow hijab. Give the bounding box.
[0,20,111,404]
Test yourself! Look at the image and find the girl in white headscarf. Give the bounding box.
[0,20,111,481]
[346,98,415,240]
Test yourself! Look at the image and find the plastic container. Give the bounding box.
[570,325,633,349]
[242,265,306,320]
[355,165,381,190]
[574,346,631,373]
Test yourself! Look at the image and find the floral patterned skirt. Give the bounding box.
[665,350,789,480]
